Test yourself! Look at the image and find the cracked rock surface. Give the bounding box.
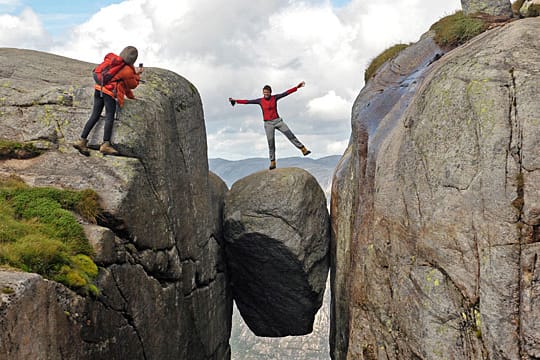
[223,168,330,337]
[332,17,540,360]
[0,49,232,360]
[461,0,513,17]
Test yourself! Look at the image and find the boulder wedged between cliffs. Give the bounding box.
[223,167,330,337]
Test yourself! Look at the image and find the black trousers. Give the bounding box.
[81,90,117,142]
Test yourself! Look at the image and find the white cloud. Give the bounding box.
[326,139,349,155]
[0,0,19,9]
[307,91,350,119]
[339,0,460,55]
[208,127,270,160]
[0,7,51,48]
[1,0,462,160]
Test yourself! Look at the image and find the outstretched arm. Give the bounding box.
[274,81,305,100]
[228,97,261,107]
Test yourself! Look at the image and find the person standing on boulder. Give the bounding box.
[229,82,311,170]
[73,46,143,156]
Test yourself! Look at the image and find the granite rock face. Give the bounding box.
[224,168,330,337]
[332,17,540,360]
[461,0,513,17]
[330,32,445,359]
[0,48,232,359]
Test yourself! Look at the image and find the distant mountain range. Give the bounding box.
[209,155,341,199]
[208,155,341,360]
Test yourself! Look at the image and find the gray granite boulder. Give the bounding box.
[224,168,329,337]
[461,0,513,17]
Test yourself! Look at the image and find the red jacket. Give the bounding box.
[236,86,298,121]
[95,65,140,107]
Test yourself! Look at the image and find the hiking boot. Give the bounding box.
[301,146,311,156]
[99,141,119,155]
[269,160,276,170]
[73,138,90,156]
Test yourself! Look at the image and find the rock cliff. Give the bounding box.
[0,48,232,359]
[332,17,540,360]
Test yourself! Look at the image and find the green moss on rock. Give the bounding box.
[0,139,43,160]
[1,286,15,294]
[364,43,410,82]
[430,11,489,48]
[512,0,526,14]
[0,177,102,296]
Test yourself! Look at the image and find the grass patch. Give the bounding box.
[430,11,489,48]
[512,0,526,15]
[0,176,101,296]
[364,43,410,82]
[0,139,43,160]
[2,286,15,294]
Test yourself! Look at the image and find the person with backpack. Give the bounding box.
[228,81,311,170]
[73,46,143,156]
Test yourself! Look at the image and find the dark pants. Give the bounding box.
[81,90,117,142]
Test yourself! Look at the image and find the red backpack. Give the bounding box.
[92,53,126,88]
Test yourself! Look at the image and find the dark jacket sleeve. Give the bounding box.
[236,98,261,105]
[274,86,298,100]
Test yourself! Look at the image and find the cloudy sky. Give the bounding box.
[0,0,461,160]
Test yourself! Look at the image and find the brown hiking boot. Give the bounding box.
[301,146,311,156]
[73,138,90,156]
[99,141,119,155]
[269,160,276,170]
